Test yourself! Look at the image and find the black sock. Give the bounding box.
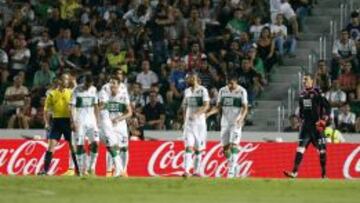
[43,151,53,172]
[320,153,326,177]
[292,152,304,173]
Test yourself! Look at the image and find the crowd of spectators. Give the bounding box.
[0,0,313,137]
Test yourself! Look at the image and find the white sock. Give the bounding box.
[184,152,193,174]
[194,153,202,175]
[119,150,128,173]
[76,153,86,174]
[88,152,98,172]
[228,151,239,178]
[69,153,74,170]
[113,155,123,177]
[106,152,113,173]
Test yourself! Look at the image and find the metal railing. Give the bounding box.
[277,105,286,132]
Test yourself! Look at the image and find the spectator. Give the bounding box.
[183,41,206,71]
[338,62,358,94]
[33,60,56,89]
[249,16,265,42]
[9,36,30,76]
[346,11,360,41]
[130,82,145,108]
[46,8,68,39]
[7,96,36,129]
[331,29,358,79]
[168,59,187,100]
[196,58,220,89]
[325,80,347,125]
[0,65,10,103]
[314,60,331,92]
[136,60,158,93]
[292,0,311,32]
[236,57,263,106]
[55,28,76,56]
[337,103,356,132]
[32,96,46,128]
[274,0,300,38]
[247,46,266,81]
[144,84,164,104]
[123,4,151,34]
[186,8,205,48]
[283,114,300,132]
[271,13,297,60]
[37,31,54,49]
[226,8,249,37]
[128,115,145,141]
[66,44,89,71]
[256,27,276,74]
[106,42,128,73]
[3,75,29,111]
[324,126,345,143]
[143,91,165,130]
[76,24,97,56]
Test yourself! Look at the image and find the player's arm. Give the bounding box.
[206,104,220,118]
[113,104,133,123]
[236,90,248,125]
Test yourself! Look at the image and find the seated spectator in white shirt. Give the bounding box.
[7,96,36,129]
[9,36,31,75]
[331,29,359,79]
[249,16,265,42]
[37,30,54,49]
[271,13,297,58]
[325,80,347,123]
[3,75,29,113]
[136,60,158,93]
[337,103,356,132]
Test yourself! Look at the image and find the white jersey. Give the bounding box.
[183,85,210,124]
[217,85,248,126]
[70,85,98,124]
[99,83,130,127]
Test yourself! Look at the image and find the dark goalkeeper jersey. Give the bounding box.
[299,87,331,125]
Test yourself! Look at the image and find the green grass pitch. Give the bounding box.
[0,176,359,203]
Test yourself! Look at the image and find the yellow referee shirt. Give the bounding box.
[45,88,72,118]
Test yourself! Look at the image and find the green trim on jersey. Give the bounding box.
[106,101,127,113]
[220,97,242,107]
[75,97,96,108]
[187,96,204,107]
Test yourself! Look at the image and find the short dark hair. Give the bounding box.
[84,74,93,85]
[227,73,238,82]
[351,11,359,18]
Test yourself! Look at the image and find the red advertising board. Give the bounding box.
[0,140,359,179]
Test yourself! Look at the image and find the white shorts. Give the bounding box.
[220,125,242,146]
[100,120,128,148]
[183,121,207,151]
[74,123,99,145]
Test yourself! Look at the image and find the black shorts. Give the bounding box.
[48,118,72,142]
[299,124,326,151]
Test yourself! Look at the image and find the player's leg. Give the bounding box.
[284,127,311,178]
[220,127,231,161]
[312,132,327,178]
[74,125,86,176]
[86,127,99,175]
[183,125,195,177]
[101,126,123,177]
[193,123,207,176]
[118,126,129,176]
[227,126,242,178]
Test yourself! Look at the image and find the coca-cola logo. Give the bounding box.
[0,140,65,175]
[147,141,259,177]
[343,146,360,179]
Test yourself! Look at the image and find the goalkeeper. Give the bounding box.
[284,74,331,178]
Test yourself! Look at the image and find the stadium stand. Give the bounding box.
[0,0,359,136]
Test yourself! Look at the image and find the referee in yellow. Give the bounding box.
[39,73,79,175]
